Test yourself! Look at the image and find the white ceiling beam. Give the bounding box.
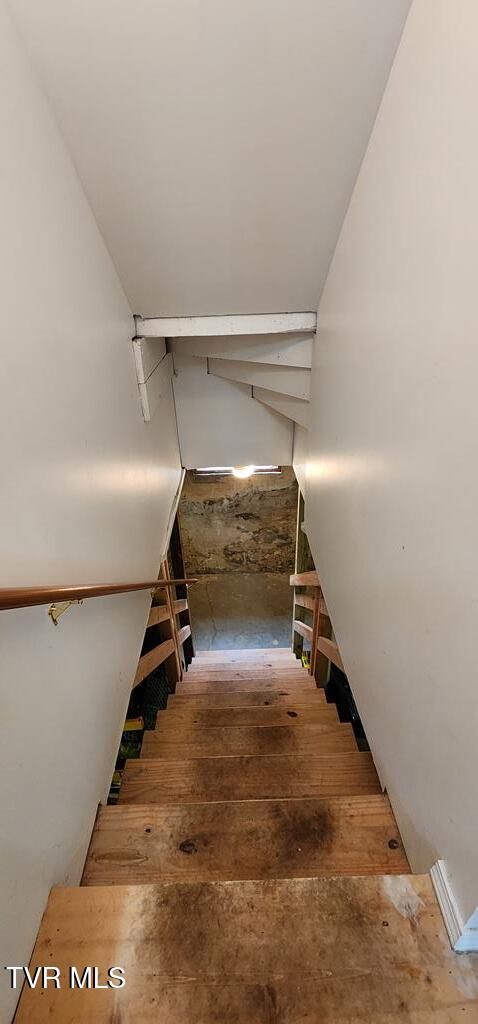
[135,312,316,338]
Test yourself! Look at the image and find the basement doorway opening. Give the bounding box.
[177,466,297,650]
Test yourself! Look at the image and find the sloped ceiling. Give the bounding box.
[10,0,411,316]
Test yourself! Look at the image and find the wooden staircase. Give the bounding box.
[16,647,478,1020]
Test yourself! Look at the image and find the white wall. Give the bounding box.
[306,0,478,927]
[0,4,182,1019]
[171,347,293,469]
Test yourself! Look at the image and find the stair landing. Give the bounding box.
[15,875,478,1022]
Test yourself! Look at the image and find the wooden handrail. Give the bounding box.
[0,579,197,612]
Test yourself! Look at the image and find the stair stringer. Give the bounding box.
[170,332,313,368]
[208,357,311,400]
[252,385,309,428]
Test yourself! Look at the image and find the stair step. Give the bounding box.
[192,659,299,669]
[185,672,308,685]
[167,688,326,709]
[183,679,311,688]
[17,875,476,1022]
[120,751,382,805]
[141,722,356,759]
[189,663,305,671]
[155,703,339,731]
[176,677,317,694]
[195,647,294,655]
[194,650,297,663]
[82,795,408,886]
[186,663,306,675]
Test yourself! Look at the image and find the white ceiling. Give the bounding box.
[10,0,411,316]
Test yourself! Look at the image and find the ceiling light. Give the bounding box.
[194,466,281,478]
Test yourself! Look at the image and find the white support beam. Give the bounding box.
[137,352,173,422]
[132,336,166,384]
[135,312,317,338]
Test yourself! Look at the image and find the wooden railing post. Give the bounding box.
[290,570,319,670]
[168,514,194,666]
[160,560,183,685]
[132,560,193,692]
[290,569,338,686]
[310,588,320,677]
[311,587,332,685]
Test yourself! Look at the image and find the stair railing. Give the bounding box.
[0,577,197,612]
[290,571,343,682]
[133,559,193,688]
[0,574,197,688]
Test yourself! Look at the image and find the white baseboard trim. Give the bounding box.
[430,861,478,953]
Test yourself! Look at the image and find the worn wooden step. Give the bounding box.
[186,664,306,677]
[190,652,299,664]
[141,722,356,759]
[155,704,338,731]
[82,795,408,886]
[187,664,303,676]
[167,688,326,709]
[184,672,309,685]
[195,647,294,659]
[176,677,317,695]
[120,750,381,805]
[191,657,300,669]
[183,673,310,686]
[17,875,476,1022]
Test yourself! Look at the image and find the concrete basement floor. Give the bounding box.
[188,573,294,650]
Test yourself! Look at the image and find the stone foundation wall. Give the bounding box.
[178,468,298,574]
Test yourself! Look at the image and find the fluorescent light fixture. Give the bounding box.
[195,466,281,478]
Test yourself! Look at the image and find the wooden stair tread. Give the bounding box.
[195,647,294,658]
[183,671,307,679]
[17,875,477,1022]
[187,658,305,668]
[176,677,317,694]
[83,795,408,886]
[167,688,326,709]
[141,722,356,758]
[189,655,302,664]
[188,664,301,673]
[186,665,306,677]
[190,659,298,667]
[119,751,382,804]
[155,704,339,731]
[182,669,309,680]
